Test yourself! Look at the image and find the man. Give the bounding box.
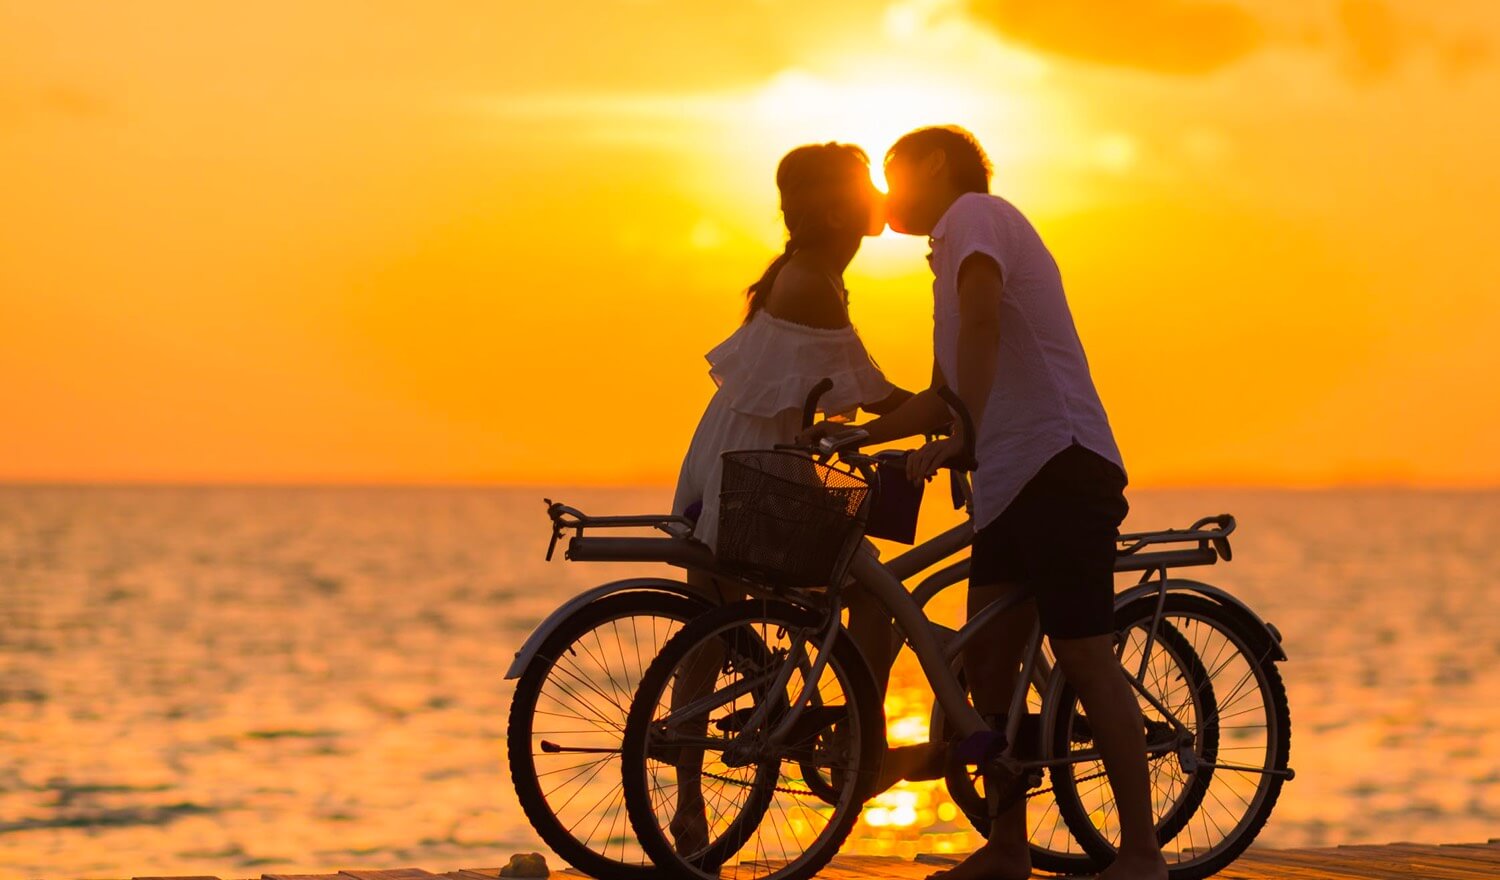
[808,125,1167,880]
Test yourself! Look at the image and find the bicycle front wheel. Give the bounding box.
[621,598,885,880]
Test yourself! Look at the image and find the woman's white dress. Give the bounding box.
[672,310,894,548]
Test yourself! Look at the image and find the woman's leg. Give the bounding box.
[667,570,738,853]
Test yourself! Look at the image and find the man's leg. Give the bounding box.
[925,583,1037,880]
[1050,634,1167,880]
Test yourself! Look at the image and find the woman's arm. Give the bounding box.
[801,360,950,445]
[862,385,914,416]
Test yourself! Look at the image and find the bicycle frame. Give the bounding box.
[544,492,1250,778]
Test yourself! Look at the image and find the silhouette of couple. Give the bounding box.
[670,126,1165,880]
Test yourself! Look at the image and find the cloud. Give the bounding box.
[964,0,1490,82]
[1339,0,1490,82]
[964,0,1263,75]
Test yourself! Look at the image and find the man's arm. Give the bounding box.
[952,252,1003,446]
[906,253,1003,479]
[817,359,949,445]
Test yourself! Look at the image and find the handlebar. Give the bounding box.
[789,379,980,492]
[801,377,834,429]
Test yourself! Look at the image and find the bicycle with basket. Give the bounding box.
[507,379,1293,880]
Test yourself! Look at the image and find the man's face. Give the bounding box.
[882,152,934,236]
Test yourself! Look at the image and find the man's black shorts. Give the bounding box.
[968,443,1129,640]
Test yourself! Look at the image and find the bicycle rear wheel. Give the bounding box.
[1049,593,1290,880]
[936,660,1106,875]
[507,590,711,880]
[621,598,885,880]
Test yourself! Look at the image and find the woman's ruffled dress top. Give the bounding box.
[671,310,894,548]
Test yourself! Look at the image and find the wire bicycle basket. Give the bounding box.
[715,448,870,589]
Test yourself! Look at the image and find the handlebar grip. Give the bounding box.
[801,377,834,429]
[934,386,978,470]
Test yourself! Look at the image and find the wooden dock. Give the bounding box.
[104,840,1500,879]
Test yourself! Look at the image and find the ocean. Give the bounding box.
[1,486,1496,878]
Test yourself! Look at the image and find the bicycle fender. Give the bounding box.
[1113,578,1288,663]
[503,578,709,679]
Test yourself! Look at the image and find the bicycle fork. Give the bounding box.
[723,597,843,767]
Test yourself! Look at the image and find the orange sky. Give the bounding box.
[2,1,1498,487]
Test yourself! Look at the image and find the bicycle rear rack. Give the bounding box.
[1115,514,1235,577]
[545,499,708,566]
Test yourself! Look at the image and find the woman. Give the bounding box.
[666,142,911,854]
[672,142,909,545]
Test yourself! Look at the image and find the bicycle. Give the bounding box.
[503,376,857,878]
[610,386,1294,880]
[508,392,1098,877]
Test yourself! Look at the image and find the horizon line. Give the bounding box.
[2,478,1497,492]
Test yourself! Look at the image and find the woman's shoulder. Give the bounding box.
[763,258,849,330]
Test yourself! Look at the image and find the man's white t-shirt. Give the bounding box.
[929,191,1125,531]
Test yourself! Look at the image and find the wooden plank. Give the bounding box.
[1220,850,1388,880]
[823,855,929,878]
[1438,843,1500,864]
[1341,844,1500,878]
[338,872,438,880]
[912,853,962,867]
[114,841,1500,880]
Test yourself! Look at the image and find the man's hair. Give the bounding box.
[885,125,992,194]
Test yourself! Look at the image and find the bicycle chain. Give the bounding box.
[1024,766,1109,799]
[698,768,815,797]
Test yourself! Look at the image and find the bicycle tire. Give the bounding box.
[622,598,885,880]
[507,590,711,880]
[1048,593,1290,880]
[935,669,1103,876]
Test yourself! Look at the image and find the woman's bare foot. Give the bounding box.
[668,795,709,855]
[1097,846,1168,880]
[924,837,1031,880]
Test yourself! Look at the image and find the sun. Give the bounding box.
[745,69,1000,192]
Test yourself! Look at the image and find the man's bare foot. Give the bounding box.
[1097,847,1168,880]
[873,742,947,794]
[925,838,1031,880]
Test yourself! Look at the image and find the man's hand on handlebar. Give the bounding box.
[906,435,965,483]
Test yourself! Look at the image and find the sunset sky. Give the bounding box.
[3,0,1497,487]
